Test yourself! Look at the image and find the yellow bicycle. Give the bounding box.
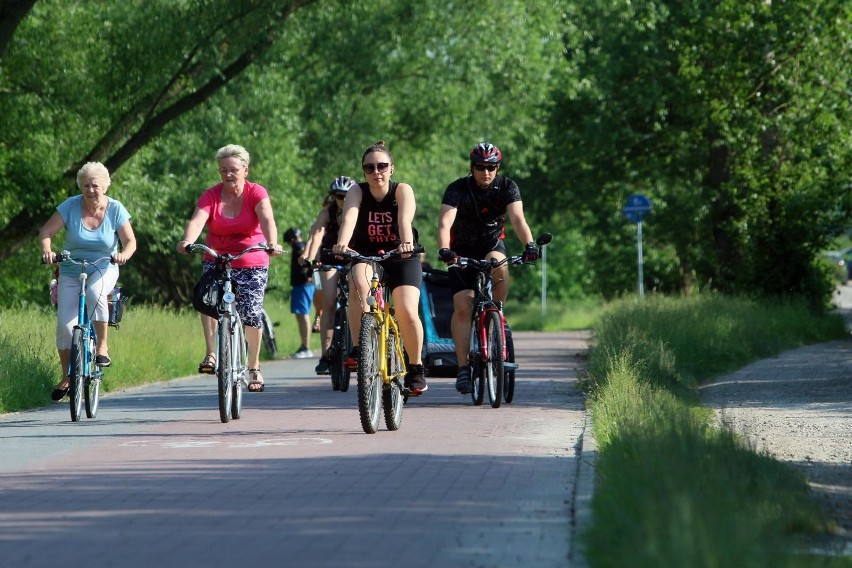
[340,248,422,434]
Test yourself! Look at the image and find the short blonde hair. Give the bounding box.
[215,144,251,167]
[76,162,111,191]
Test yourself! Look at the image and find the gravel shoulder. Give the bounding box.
[698,284,852,555]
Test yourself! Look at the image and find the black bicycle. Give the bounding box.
[260,286,279,360]
[452,233,551,407]
[316,262,353,392]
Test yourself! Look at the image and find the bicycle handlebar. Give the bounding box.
[49,251,115,265]
[453,255,525,271]
[185,242,283,260]
[321,245,425,263]
[448,231,552,271]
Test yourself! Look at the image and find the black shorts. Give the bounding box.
[354,256,422,290]
[448,239,507,295]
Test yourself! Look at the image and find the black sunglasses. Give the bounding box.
[362,162,390,174]
[473,164,498,172]
[333,193,346,199]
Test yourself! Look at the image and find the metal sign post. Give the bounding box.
[541,244,547,319]
[623,194,652,298]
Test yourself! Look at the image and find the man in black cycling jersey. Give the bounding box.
[436,143,538,394]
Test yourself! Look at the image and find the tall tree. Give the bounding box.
[542,0,852,304]
[0,0,318,259]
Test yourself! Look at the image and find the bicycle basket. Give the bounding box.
[108,296,129,329]
[192,268,226,318]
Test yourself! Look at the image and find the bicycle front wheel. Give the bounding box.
[383,325,404,431]
[484,311,505,408]
[69,327,85,422]
[217,316,234,423]
[231,318,246,420]
[357,313,382,434]
[261,309,278,359]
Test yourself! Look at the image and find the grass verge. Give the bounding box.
[0,299,307,414]
[584,294,850,567]
[0,297,593,414]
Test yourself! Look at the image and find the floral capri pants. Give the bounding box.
[202,262,268,328]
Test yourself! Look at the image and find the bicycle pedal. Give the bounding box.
[504,362,519,370]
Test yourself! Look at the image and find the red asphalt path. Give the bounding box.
[0,331,592,568]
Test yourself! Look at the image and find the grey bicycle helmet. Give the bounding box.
[284,227,301,242]
[469,143,502,164]
[329,176,357,193]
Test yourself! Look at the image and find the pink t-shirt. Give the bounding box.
[198,181,270,268]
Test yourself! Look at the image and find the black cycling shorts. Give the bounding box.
[353,256,422,290]
[448,239,508,295]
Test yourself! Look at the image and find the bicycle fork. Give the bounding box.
[475,306,509,362]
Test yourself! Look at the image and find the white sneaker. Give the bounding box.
[292,347,313,359]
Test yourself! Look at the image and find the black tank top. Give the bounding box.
[350,181,402,256]
[320,201,341,249]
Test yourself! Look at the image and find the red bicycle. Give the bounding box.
[452,233,552,408]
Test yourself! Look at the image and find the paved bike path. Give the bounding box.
[0,331,593,568]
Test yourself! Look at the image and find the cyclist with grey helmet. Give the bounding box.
[437,143,537,394]
[304,176,358,374]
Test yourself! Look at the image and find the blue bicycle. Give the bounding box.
[54,252,114,422]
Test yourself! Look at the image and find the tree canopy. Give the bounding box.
[1,0,849,308]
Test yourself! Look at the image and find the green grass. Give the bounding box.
[505,297,604,331]
[585,294,850,567]
[0,299,315,413]
[0,295,587,414]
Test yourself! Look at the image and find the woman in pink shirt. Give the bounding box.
[177,144,283,392]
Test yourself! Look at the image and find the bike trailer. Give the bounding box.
[419,265,458,377]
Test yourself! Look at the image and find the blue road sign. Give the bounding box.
[623,194,652,223]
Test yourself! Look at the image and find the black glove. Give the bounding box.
[438,248,459,265]
[522,242,539,263]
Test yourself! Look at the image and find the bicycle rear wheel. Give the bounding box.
[83,333,100,418]
[383,326,404,431]
[84,376,100,418]
[231,319,246,420]
[469,321,485,406]
[338,312,352,392]
[217,316,233,423]
[357,313,382,434]
[504,332,515,403]
[484,311,505,408]
[260,309,278,359]
[69,327,85,422]
[329,306,347,391]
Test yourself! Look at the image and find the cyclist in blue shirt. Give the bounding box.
[38,162,137,401]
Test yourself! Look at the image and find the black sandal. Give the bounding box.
[198,354,216,374]
[248,369,265,392]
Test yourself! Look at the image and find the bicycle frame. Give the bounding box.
[466,263,510,363]
[73,269,99,380]
[365,272,407,384]
[219,270,248,388]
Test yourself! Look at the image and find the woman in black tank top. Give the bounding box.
[304,176,357,374]
[332,141,427,395]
